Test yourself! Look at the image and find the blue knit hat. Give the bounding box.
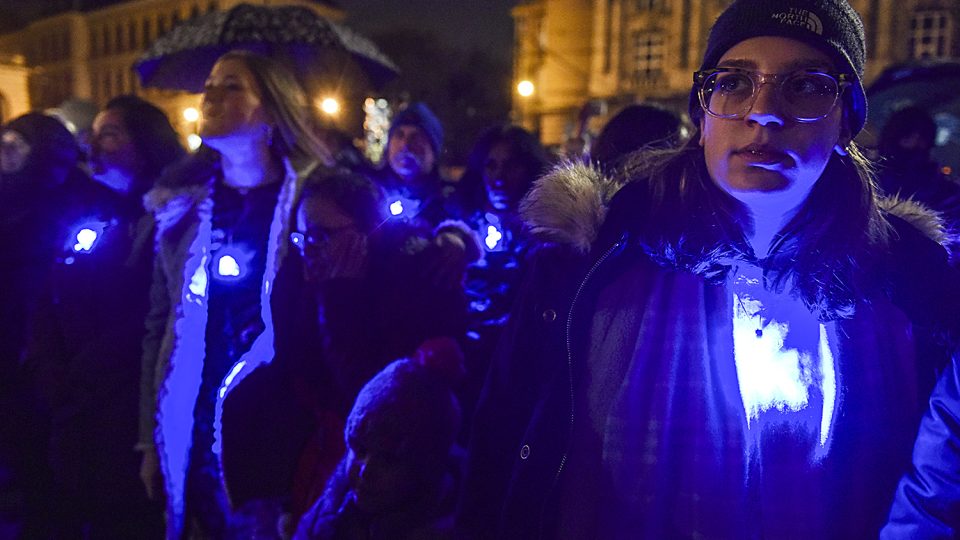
[689,0,867,136]
[388,102,444,156]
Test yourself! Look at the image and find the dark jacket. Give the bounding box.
[220,221,468,515]
[457,162,960,539]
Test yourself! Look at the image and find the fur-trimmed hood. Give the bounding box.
[521,160,950,254]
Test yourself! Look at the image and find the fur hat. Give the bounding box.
[388,102,444,157]
[689,0,867,136]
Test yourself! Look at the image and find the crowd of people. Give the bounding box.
[3,0,960,538]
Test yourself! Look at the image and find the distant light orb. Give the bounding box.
[319,97,340,116]
[217,254,241,278]
[517,80,535,97]
[187,134,202,151]
[74,228,98,252]
[183,107,200,123]
[389,200,404,216]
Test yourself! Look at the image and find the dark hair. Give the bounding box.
[103,95,185,184]
[592,103,683,174]
[215,50,334,168]
[878,106,938,158]
[459,124,550,214]
[298,170,385,235]
[618,139,888,320]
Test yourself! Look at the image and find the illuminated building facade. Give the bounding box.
[512,0,960,145]
[0,53,30,122]
[0,0,343,136]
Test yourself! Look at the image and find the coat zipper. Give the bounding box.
[537,237,624,539]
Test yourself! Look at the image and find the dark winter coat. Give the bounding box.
[457,161,960,539]
[138,151,314,538]
[219,221,468,520]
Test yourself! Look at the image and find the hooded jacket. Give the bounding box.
[138,151,317,538]
[457,159,960,539]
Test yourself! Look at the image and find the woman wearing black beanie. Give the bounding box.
[457,0,960,538]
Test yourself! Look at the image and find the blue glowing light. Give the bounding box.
[75,228,98,251]
[485,224,503,250]
[218,255,241,277]
[67,220,108,253]
[290,232,305,248]
[385,194,421,219]
[211,245,253,282]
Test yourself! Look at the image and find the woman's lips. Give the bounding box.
[734,144,789,168]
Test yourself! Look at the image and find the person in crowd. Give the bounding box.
[0,112,93,538]
[295,337,465,540]
[218,169,471,537]
[137,49,333,538]
[457,0,960,538]
[23,94,183,538]
[591,102,684,174]
[369,101,455,226]
[454,124,550,427]
[876,105,960,263]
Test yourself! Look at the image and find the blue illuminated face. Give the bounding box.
[388,125,435,182]
[699,37,850,208]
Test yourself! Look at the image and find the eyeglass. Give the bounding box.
[290,223,357,253]
[695,68,852,122]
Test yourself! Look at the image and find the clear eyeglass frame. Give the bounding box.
[694,68,853,123]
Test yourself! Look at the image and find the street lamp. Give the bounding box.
[319,97,340,116]
[517,80,535,97]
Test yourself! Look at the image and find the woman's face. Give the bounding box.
[90,108,143,192]
[295,194,367,284]
[0,130,31,174]
[200,58,271,144]
[484,141,531,211]
[700,36,848,208]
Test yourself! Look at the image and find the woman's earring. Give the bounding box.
[834,143,849,156]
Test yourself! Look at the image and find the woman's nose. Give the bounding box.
[746,83,786,127]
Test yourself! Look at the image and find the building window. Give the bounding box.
[632,31,664,82]
[191,4,201,19]
[636,0,668,11]
[910,10,953,59]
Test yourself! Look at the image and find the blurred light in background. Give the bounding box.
[319,97,341,116]
[517,80,535,97]
[183,107,200,123]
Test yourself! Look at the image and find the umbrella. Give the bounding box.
[133,3,399,93]
[862,60,960,174]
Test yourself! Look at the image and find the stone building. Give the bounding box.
[0,0,343,137]
[0,53,30,122]
[512,0,960,146]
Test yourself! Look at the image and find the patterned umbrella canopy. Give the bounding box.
[134,3,399,93]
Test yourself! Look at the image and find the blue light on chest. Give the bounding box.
[481,213,508,252]
[386,194,421,219]
[64,219,112,259]
[212,245,254,282]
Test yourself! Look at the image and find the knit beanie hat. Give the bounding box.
[345,337,464,454]
[689,0,867,136]
[389,102,444,157]
[5,112,80,172]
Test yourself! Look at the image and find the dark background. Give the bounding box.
[0,0,518,165]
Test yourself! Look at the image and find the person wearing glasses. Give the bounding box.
[457,0,960,538]
[218,170,470,535]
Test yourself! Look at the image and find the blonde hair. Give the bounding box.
[215,50,334,169]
